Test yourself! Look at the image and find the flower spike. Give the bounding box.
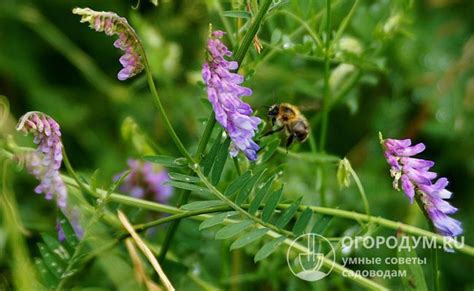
[16,111,67,208]
[381,134,462,237]
[73,7,144,80]
[202,30,261,160]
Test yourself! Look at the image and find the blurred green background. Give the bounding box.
[0,0,473,289]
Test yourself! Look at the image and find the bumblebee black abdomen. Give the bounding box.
[292,120,309,141]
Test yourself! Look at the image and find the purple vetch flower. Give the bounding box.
[381,135,462,237]
[73,7,144,81]
[202,30,261,160]
[114,159,173,203]
[16,112,67,208]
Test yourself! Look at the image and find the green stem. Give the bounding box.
[276,10,322,47]
[347,164,371,227]
[319,0,332,152]
[316,0,332,208]
[196,114,217,162]
[143,67,193,162]
[233,0,272,66]
[62,148,94,197]
[332,0,360,46]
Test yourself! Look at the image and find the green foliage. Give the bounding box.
[230,228,269,250]
[143,155,187,169]
[292,207,313,236]
[224,170,253,196]
[181,200,226,211]
[199,211,238,230]
[215,220,254,240]
[248,176,274,214]
[262,187,284,222]
[34,212,81,289]
[275,197,302,228]
[211,138,231,185]
[254,236,286,262]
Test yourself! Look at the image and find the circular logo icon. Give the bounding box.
[286,233,336,281]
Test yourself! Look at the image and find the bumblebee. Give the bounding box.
[264,103,310,149]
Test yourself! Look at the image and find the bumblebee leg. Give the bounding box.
[263,126,284,137]
[285,135,295,153]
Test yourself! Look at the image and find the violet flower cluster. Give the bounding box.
[73,7,144,81]
[16,112,67,208]
[202,31,261,160]
[382,137,462,237]
[115,159,172,203]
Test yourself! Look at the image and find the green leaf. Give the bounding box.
[181,200,227,211]
[35,257,58,288]
[230,228,269,250]
[254,236,286,262]
[311,214,333,235]
[292,208,312,236]
[235,169,266,205]
[276,197,302,228]
[215,220,253,240]
[89,169,100,193]
[58,211,79,249]
[41,234,70,261]
[108,169,130,196]
[199,211,238,230]
[164,180,212,196]
[224,170,252,196]
[168,172,201,183]
[261,186,283,222]
[222,10,251,19]
[211,138,230,185]
[248,176,274,215]
[150,0,158,6]
[398,235,428,290]
[143,155,187,169]
[260,138,280,163]
[37,243,66,278]
[202,132,223,175]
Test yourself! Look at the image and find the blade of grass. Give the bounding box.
[118,211,174,291]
